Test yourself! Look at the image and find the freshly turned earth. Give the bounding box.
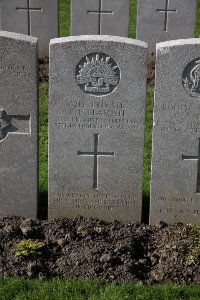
[1,215,200,284]
[39,57,49,83]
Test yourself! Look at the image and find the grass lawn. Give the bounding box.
[1,278,200,300]
[16,0,200,298]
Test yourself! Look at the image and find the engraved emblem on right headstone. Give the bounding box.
[182,58,200,99]
[76,53,120,96]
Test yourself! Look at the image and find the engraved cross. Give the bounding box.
[156,0,177,32]
[0,109,30,142]
[78,134,115,189]
[16,0,42,35]
[87,0,113,35]
[182,138,200,193]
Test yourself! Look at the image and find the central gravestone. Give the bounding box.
[71,0,130,37]
[49,36,147,222]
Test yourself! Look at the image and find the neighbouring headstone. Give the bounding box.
[71,0,130,36]
[49,36,147,222]
[0,31,38,218]
[0,0,58,57]
[136,0,196,60]
[150,38,200,225]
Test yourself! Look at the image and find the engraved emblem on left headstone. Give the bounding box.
[76,53,120,96]
[0,109,10,141]
[0,108,30,142]
[182,58,200,99]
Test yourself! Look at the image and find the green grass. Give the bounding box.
[39,83,48,193]
[59,0,70,37]
[1,278,200,300]
[195,0,200,37]
[129,0,137,38]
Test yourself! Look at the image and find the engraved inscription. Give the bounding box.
[55,192,136,211]
[55,100,139,131]
[16,0,42,35]
[87,0,113,35]
[156,0,177,32]
[154,208,199,215]
[183,58,200,99]
[0,109,30,142]
[155,104,200,133]
[153,197,200,215]
[78,134,114,189]
[0,47,31,78]
[153,196,200,204]
[182,138,200,193]
[0,64,30,78]
[76,53,120,96]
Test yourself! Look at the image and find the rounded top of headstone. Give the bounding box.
[156,38,200,51]
[0,31,38,45]
[50,35,148,49]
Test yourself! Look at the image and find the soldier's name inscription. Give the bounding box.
[55,100,139,131]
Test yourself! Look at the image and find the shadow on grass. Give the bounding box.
[38,191,48,220]
[142,192,150,224]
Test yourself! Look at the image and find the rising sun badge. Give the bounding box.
[76,53,120,96]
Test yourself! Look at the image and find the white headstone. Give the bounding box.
[71,0,130,36]
[137,0,196,60]
[150,39,200,225]
[49,35,147,222]
[0,31,38,218]
[0,0,58,57]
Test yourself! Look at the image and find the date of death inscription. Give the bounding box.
[0,49,31,78]
[55,101,139,131]
[53,192,136,211]
[155,104,200,134]
[152,196,200,215]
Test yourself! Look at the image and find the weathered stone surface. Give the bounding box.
[49,35,147,222]
[150,39,200,225]
[137,0,196,60]
[0,31,38,218]
[0,0,58,57]
[71,0,129,37]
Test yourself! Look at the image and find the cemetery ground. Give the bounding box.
[2,0,200,299]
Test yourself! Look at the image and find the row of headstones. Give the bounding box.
[0,0,197,59]
[1,31,200,225]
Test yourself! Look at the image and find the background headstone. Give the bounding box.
[137,0,196,60]
[71,0,130,36]
[0,31,38,218]
[49,35,147,222]
[0,0,58,57]
[150,38,200,225]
